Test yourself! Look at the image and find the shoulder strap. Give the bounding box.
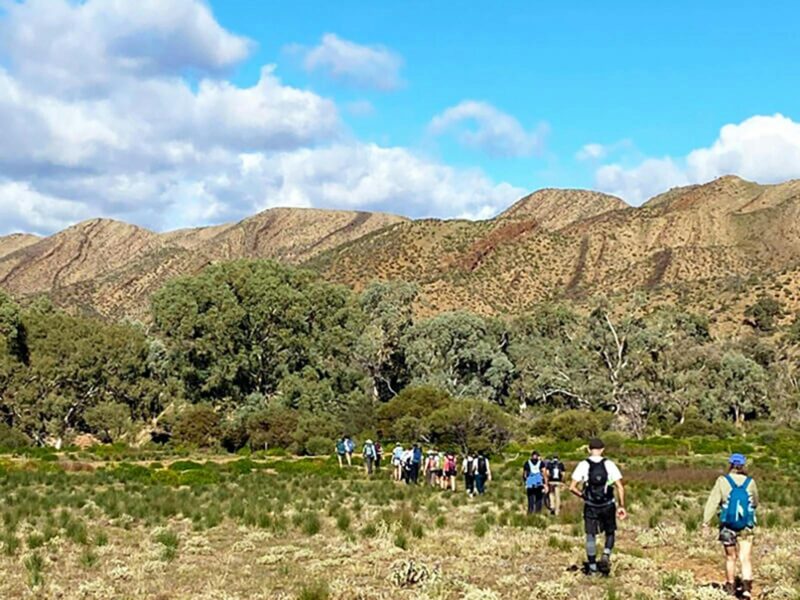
[724,474,740,489]
[742,476,752,490]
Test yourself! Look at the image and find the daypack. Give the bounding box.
[345,439,355,453]
[336,440,346,454]
[526,460,544,488]
[465,458,474,475]
[549,461,563,481]
[374,442,382,456]
[412,447,422,463]
[445,456,456,472]
[363,443,375,459]
[476,457,488,476]
[583,458,614,505]
[720,475,755,531]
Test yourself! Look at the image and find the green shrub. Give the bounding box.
[297,580,330,600]
[0,423,31,449]
[172,404,220,448]
[306,436,335,457]
[548,410,614,442]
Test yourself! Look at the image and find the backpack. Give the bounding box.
[465,458,474,474]
[412,447,422,463]
[477,457,488,475]
[336,440,346,454]
[525,460,544,488]
[445,456,456,472]
[364,443,375,459]
[549,461,562,481]
[720,475,755,531]
[374,442,382,456]
[583,459,614,505]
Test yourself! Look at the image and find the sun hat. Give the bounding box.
[729,453,746,467]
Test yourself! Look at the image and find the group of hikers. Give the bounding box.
[335,435,759,597]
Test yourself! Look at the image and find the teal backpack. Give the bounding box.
[525,460,544,488]
[720,475,755,531]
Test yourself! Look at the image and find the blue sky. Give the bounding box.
[1,0,799,234]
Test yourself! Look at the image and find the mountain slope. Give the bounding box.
[4,177,800,324]
[1,208,406,319]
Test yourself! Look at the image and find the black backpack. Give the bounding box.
[583,458,614,505]
[477,457,488,475]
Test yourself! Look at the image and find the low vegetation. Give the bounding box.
[0,432,798,598]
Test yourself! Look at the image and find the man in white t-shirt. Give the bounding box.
[569,438,627,576]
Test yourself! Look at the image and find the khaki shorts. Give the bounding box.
[719,526,755,546]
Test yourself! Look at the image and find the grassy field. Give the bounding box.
[1,436,799,599]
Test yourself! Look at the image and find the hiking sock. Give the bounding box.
[586,533,597,562]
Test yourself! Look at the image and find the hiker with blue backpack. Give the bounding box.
[410,443,423,484]
[569,438,627,576]
[702,453,759,599]
[344,436,355,466]
[335,437,347,468]
[523,450,549,514]
[362,439,377,475]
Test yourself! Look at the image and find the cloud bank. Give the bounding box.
[0,1,519,235]
[593,114,800,204]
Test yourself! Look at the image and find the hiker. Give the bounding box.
[569,438,626,576]
[424,450,438,487]
[523,450,549,514]
[411,443,423,484]
[436,450,446,489]
[344,436,355,467]
[363,439,377,475]
[443,452,458,492]
[335,437,347,468]
[374,440,383,471]
[392,443,404,481]
[401,447,414,484]
[546,454,566,516]
[463,451,476,496]
[702,453,759,599]
[474,452,492,495]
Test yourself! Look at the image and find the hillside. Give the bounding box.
[0,208,406,320]
[3,176,800,325]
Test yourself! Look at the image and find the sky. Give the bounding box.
[1,0,800,235]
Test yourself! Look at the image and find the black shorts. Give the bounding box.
[584,503,616,535]
[445,469,457,477]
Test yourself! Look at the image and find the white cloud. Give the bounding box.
[297,33,403,91]
[429,100,547,158]
[576,143,609,161]
[0,1,522,235]
[0,0,252,95]
[0,180,93,234]
[229,145,526,219]
[592,114,800,204]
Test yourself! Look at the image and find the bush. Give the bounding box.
[305,436,334,457]
[426,399,511,453]
[172,404,220,448]
[548,410,613,442]
[671,417,734,440]
[0,423,31,449]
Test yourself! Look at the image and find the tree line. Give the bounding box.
[1,260,798,452]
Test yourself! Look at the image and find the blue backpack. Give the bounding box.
[412,447,422,463]
[720,475,755,531]
[525,460,544,488]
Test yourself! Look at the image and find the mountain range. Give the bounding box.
[3,175,800,329]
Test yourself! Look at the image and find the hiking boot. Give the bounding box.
[598,554,611,576]
[741,580,753,599]
[722,582,736,596]
[581,562,598,576]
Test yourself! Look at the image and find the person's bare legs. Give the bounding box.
[346,453,352,467]
[738,539,753,597]
[724,545,737,586]
[337,454,343,469]
[450,476,456,492]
